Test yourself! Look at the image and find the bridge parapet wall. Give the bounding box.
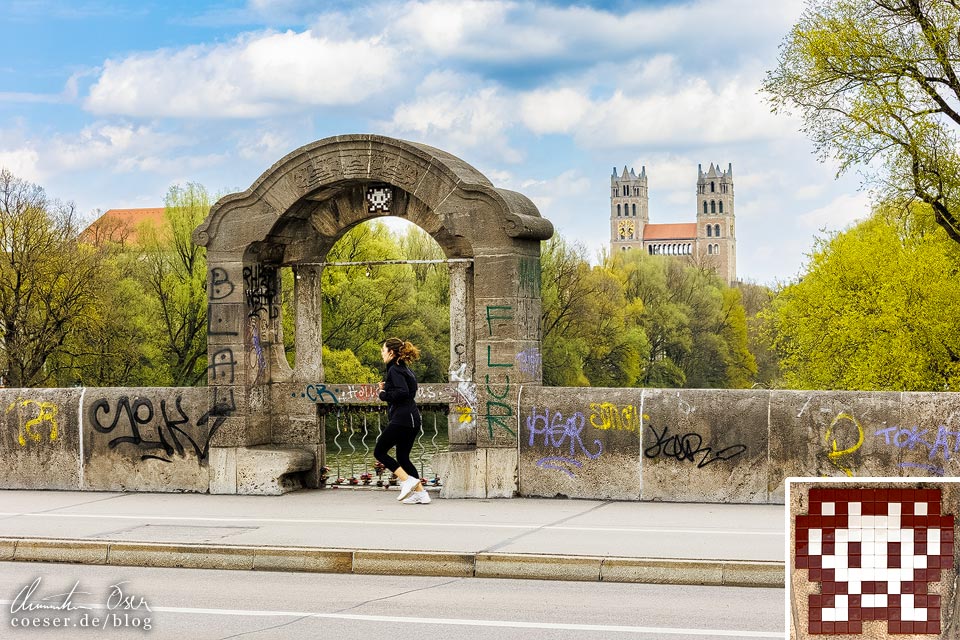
[3,385,959,501]
[516,387,960,503]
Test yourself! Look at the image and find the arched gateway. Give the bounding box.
[193,134,553,496]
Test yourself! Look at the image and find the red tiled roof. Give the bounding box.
[642,223,697,241]
[81,208,166,246]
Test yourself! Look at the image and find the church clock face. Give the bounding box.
[617,220,635,240]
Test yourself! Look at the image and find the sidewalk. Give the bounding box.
[0,488,785,587]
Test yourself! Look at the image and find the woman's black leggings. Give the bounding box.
[374,422,420,478]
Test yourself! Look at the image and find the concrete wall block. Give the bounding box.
[236,445,314,495]
[519,387,642,500]
[897,392,960,477]
[0,388,82,490]
[474,340,541,385]
[272,414,320,445]
[641,388,769,504]
[486,447,518,497]
[768,390,902,502]
[474,382,519,448]
[474,256,520,300]
[207,263,246,304]
[207,345,246,387]
[447,412,477,447]
[474,298,541,344]
[82,387,211,492]
[208,446,237,494]
[206,303,245,345]
[432,450,486,498]
[207,416,248,448]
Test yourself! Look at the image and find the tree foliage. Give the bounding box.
[764,202,960,390]
[0,170,103,387]
[764,0,960,244]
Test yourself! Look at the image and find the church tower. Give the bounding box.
[610,165,648,252]
[695,162,736,284]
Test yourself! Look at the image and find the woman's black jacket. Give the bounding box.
[379,360,421,427]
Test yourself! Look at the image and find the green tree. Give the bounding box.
[0,170,103,387]
[140,183,211,386]
[764,0,960,243]
[540,239,649,387]
[764,203,960,390]
[53,247,162,387]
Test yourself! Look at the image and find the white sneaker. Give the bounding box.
[396,477,419,501]
[402,491,431,505]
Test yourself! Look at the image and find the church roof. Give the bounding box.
[81,207,166,246]
[642,223,697,240]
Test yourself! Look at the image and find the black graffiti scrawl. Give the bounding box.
[88,393,234,465]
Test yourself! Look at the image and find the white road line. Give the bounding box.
[0,512,781,536]
[0,601,782,637]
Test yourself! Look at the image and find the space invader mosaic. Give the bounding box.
[794,487,955,636]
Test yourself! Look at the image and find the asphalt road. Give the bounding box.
[0,562,784,640]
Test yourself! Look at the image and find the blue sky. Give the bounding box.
[0,0,871,285]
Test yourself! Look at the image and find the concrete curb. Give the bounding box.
[0,537,784,588]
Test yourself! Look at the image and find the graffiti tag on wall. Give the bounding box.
[88,393,234,465]
[6,399,59,447]
[527,406,603,477]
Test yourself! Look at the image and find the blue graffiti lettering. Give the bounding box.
[527,406,603,460]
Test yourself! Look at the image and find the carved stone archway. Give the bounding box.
[194,134,553,496]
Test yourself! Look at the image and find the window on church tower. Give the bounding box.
[711,182,715,192]
[703,201,708,214]
[719,201,723,213]
[707,225,712,237]
[710,201,716,214]
[617,204,621,216]
[708,245,713,255]
[632,203,636,216]
[715,224,721,237]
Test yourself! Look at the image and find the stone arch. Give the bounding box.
[194,134,553,496]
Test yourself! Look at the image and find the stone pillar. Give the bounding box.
[293,264,324,381]
[448,261,476,448]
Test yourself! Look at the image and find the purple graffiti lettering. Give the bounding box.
[535,456,583,478]
[527,407,603,460]
[875,425,960,462]
[899,462,946,476]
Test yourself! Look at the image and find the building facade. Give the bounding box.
[610,163,736,284]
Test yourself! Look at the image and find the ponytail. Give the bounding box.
[384,337,421,365]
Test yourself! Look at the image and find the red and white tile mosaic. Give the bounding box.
[795,488,955,635]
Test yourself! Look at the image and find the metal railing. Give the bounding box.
[320,404,448,489]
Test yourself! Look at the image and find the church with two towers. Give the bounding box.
[610,162,736,285]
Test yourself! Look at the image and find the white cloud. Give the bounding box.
[575,77,797,148]
[382,85,522,162]
[798,192,872,231]
[389,0,804,65]
[0,147,42,183]
[520,88,592,135]
[519,169,591,212]
[236,128,297,161]
[85,30,399,118]
[49,123,186,172]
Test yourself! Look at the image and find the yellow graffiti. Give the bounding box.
[455,405,474,424]
[824,412,863,477]
[589,403,641,432]
[6,399,59,447]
